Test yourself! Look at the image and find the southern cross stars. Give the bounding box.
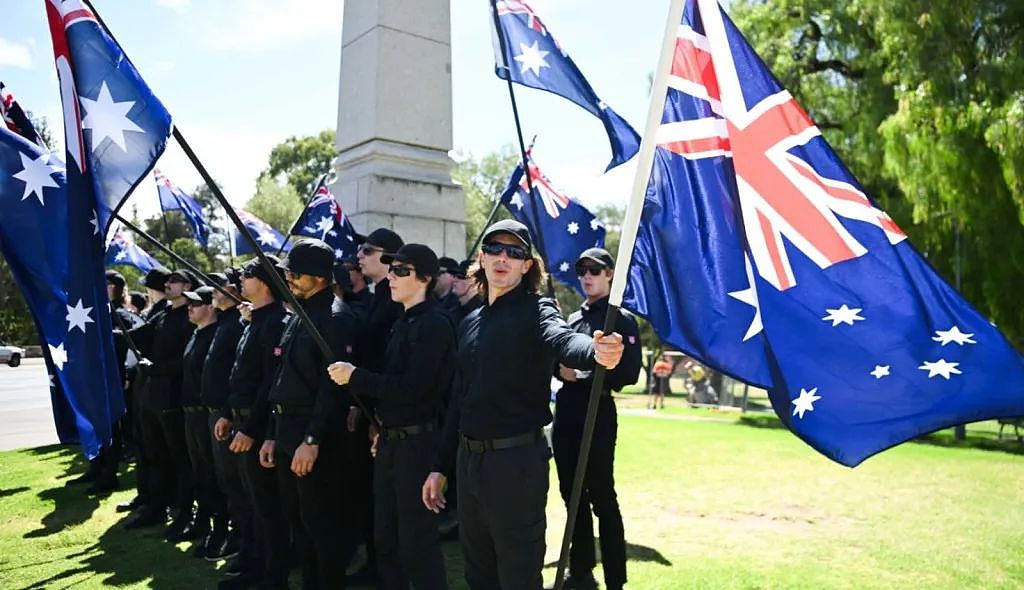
[66,299,95,334]
[919,359,962,380]
[13,150,63,206]
[728,254,762,342]
[256,228,278,246]
[870,365,890,379]
[567,222,579,235]
[79,81,145,153]
[932,326,976,346]
[822,304,864,327]
[791,387,821,419]
[509,193,525,211]
[48,342,68,371]
[514,40,550,77]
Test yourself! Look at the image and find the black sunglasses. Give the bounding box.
[575,266,607,277]
[481,242,530,260]
[451,272,467,280]
[359,245,384,255]
[389,265,415,278]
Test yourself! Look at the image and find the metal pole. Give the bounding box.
[489,0,555,296]
[114,214,242,305]
[278,173,329,256]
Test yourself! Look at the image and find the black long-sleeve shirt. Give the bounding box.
[201,307,244,411]
[181,322,217,406]
[131,303,193,410]
[555,296,642,419]
[228,301,288,437]
[454,295,483,324]
[348,298,456,428]
[268,288,359,440]
[435,284,595,476]
[360,279,403,372]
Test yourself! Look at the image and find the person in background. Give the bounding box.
[435,256,460,309]
[651,354,673,410]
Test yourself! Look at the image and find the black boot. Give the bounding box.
[165,507,197,542]
[124,506,166,530]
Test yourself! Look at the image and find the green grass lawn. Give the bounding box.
[2,412,1023,588]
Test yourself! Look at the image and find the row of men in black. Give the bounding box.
[109,219,638,589]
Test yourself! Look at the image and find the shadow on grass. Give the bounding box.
[0,486,30,498]
[544,540,672,568]
[737,414,1024,457]
[22,447,100,539]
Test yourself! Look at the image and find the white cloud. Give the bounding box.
[202,0,343,52]
[0,37,32,69]
[155,0,191,11]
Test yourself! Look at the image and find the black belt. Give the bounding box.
[382,422,436,440]
[271,404,314,416]
[182,405,209,414]
[231,408,251,419]
[462,429,544,454]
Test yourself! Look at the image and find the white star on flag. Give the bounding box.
[870,365,890,379]
[79,81,145,153]
[559,261,570,273]
[567,222,579,235]
[590,218,601,231]
[822,304,865,327]
[114,250,128,261]
[66,299,95,334]
[932,326,976,346]
[48,342,68,371]
[919,359,962,380]
[314,216,334,237]
[89,210,99,235]
[257,228,277,246]
[791,387,821,419]
[509,193,525,211]
[13,151,63,206]
[728,254,762,342]
[514,40,551,77]
[334,249,344,259]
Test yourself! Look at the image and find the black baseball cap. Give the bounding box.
[481,219,532,251]
[242,255,285,288]
[576,247,615,269]
[358,228,404,253]
[105,270,126,290]
[184,286,215,305]
[438,256,460,274]
[332,262,353,290]
[167,268,200,288]
[381,244,440,278]
[455,259,473,278]
[140,266,171,290]
[278,239,335,279]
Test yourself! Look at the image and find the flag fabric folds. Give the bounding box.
[1,82,48,149]
[289,180,358,260]
[234,210,291,256]
[0,127,122,458]
[499,153,605,294]
[105,229,160,272]
[154,168,210,246]
[46,0,173,235]
[490,0,640,171]
[622,0,1024,466]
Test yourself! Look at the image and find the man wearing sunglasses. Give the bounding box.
[551,248,642,590]
[449,259,483,323]
[328,243,455,590]
[422,219,626,590]
[259,239,363,588]
[435,256,461,309]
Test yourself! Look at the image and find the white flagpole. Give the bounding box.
[552,1,687,587]
[607,0,686,308]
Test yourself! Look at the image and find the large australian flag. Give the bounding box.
[234,210,291,256]
[499,152,605,295]
[30,0,173,457]
[490,0,640,171]
[289,180,358,260]
[155,167,210,246]
[622,0,1024,466]
[105,229,160,273]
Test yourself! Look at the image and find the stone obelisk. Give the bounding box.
[330,0,465,257]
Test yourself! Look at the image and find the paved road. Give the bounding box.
[0,358,59,451]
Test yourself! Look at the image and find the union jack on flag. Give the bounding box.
[621,0,1024,466]
[289,180,358,260]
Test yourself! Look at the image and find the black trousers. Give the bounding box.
[183,409,226,525]
[140,406,193,511]
[552,397,626,587]
[458,435,549,590]
[374,430,448,590]
[237,430,290,588]
[274,413,359,590]
[131,375,151,505]
[209,412,251,535]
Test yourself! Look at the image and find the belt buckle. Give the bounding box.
[272,404,283,415]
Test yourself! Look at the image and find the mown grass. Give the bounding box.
[1,410,1023,589]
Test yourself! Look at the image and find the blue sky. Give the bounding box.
[1,0,671,225]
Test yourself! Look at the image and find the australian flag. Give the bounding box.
[1,82,48,149]
[105,229,159,273]
[289,180,358,260]
[499,152,605,294]
[234,210,290,256]
[490,0,640,171]
[155,167,210,246]
[622,0,1024,466]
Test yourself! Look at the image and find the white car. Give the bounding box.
[0,340,25,367]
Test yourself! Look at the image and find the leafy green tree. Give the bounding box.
[244,177,304,241]
[259,130,337,196]
[731,0,1024,344]
[452,146,520,253]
